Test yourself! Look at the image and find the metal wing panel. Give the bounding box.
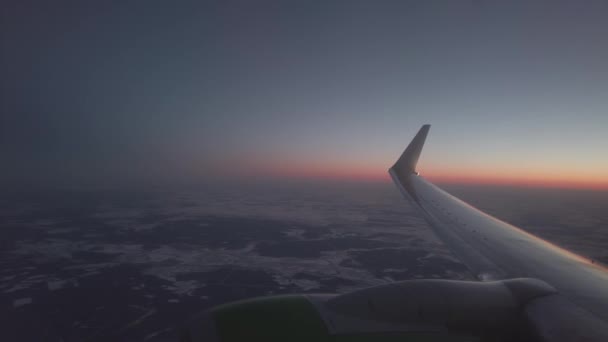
[390,169,508,281]
[389,125,608,323]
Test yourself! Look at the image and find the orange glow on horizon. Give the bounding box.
[251,161,388,182]
[425,173,608,190]
[244,160,608,190]
[420,162,608,190]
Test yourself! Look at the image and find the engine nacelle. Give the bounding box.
[181,278,558,342]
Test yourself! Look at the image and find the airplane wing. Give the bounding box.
[389,124,608,340]
[182,125,608,342]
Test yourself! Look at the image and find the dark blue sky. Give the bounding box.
[2,1,608,188]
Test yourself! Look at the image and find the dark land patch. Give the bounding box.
[256,238,399,258]
[292,272,359,292]
[342,248,468,279]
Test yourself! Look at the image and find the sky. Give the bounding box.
[2,1,608,189]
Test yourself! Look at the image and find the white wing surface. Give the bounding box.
[389,125,608,324]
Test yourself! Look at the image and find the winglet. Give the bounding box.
[390,124,430,175]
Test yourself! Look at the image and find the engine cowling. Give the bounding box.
[181,278,559,342]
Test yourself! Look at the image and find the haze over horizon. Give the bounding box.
[2,1,608,190]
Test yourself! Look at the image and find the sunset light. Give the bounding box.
[3,2,608,340]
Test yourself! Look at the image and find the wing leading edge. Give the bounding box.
[389,125,608,324]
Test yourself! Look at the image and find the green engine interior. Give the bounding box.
[210,295,479,342]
